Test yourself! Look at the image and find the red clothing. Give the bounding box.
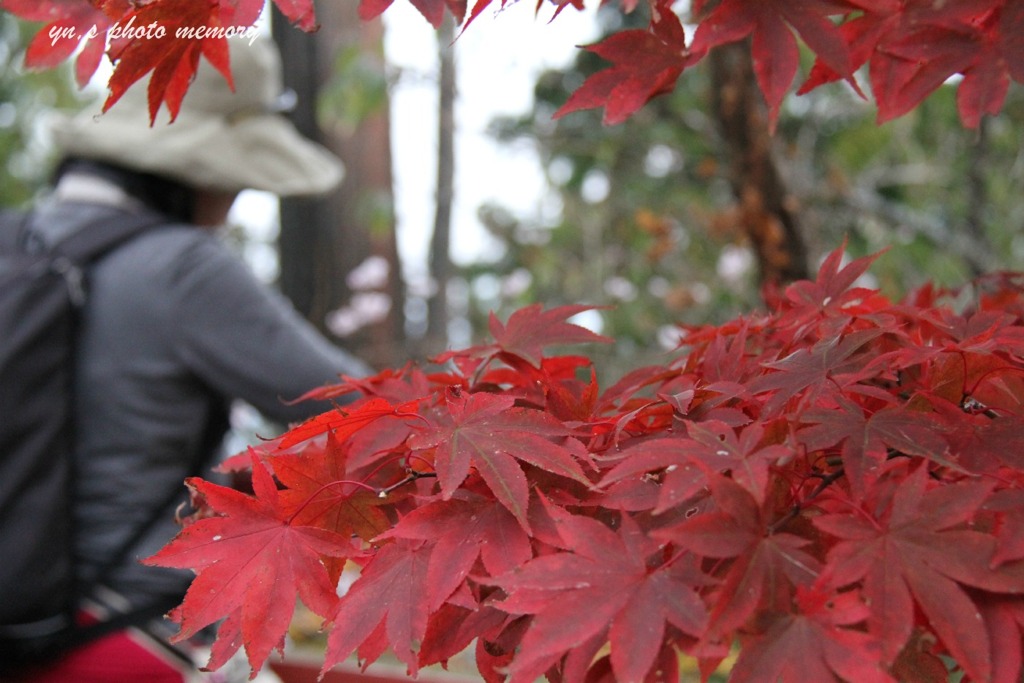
[8,626,193,683]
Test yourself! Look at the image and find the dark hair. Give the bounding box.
[53,158,197,223]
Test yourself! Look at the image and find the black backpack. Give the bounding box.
[0,207,176,665]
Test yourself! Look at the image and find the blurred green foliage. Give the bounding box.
[0,14,87,208]
[458,8,1024,380]
[318,43,390,137]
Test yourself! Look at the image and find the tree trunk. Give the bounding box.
[272,7,405,370]
[424,16,457,356]
[709,42,809,289]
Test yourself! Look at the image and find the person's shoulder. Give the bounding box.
[93,215,239,295]
[29,201,211,255]
[117,215,228,257]
[126,212,210,239]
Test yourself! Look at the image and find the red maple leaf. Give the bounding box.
[269,433,394,580]
[408,390,592,527]
[691,0,851,130]
[473,354,598,419]
[434,305,609,376]
[96,0,317,122]
[359,0,466,27]
[860,0,1013,127]
[799,396,951,496]
[381,491,533,609]
[683,319,756,385]
[419,602,512,671]
[685,420,790,505]
[201,607,247,673]
[486,303,612,368]
[125,245,1024,681]
[926,401,1024,475]
[487,513,708,683]
[274,397,420,450]
[728,586,896,683]
[798,1,902,97]
[322,539,433,675]
[798,0,1016,126]
[655,475,822,638]
[597,435,715,514]
[748,328,884,417]
[535,356,601,422]
[217,0,266,28]
[879,21,1005,128]
[272,439,390,540]
[978,593,1024,683]
[893,307,1024,373]
[783,243,884,317]
[982,489,1024,571]
[814,464,1024,681]
[1000,0,1024,83]
[6,0,113,87]
[285,363,432,405]
[144,454,351,674]
[270,0,319,31]
[598,420,788,513]
[554,8,689,125]
[103,0,232,123]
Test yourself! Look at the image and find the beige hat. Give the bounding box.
[50,36,344,197]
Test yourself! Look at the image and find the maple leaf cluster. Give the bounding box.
[4,0,1022,128]
[554,0,1024,129]
[145,246,1024,683]
[562,0,1024,129]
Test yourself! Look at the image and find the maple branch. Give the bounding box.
[285,467,437,526]
[807,468,846,499]
[768,467,845,534]
[965,365,1024,408]
[403,453,436,473]
[360,448,429,480]
[378,470,437,498]
[286,479,380,525]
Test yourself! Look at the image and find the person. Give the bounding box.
[10,35,373,682]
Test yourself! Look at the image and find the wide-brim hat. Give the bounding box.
[50,35,343,197]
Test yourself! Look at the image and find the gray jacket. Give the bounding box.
[28,178,371,609]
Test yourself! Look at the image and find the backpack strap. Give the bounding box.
[59,204,218,600]
[47,403,231,660]
[16,208,171,307]
[50,208,169,265]
[0,208,30,253]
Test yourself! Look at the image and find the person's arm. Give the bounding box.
[169,234,373,425]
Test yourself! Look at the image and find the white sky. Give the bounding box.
[381,3,599,279]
